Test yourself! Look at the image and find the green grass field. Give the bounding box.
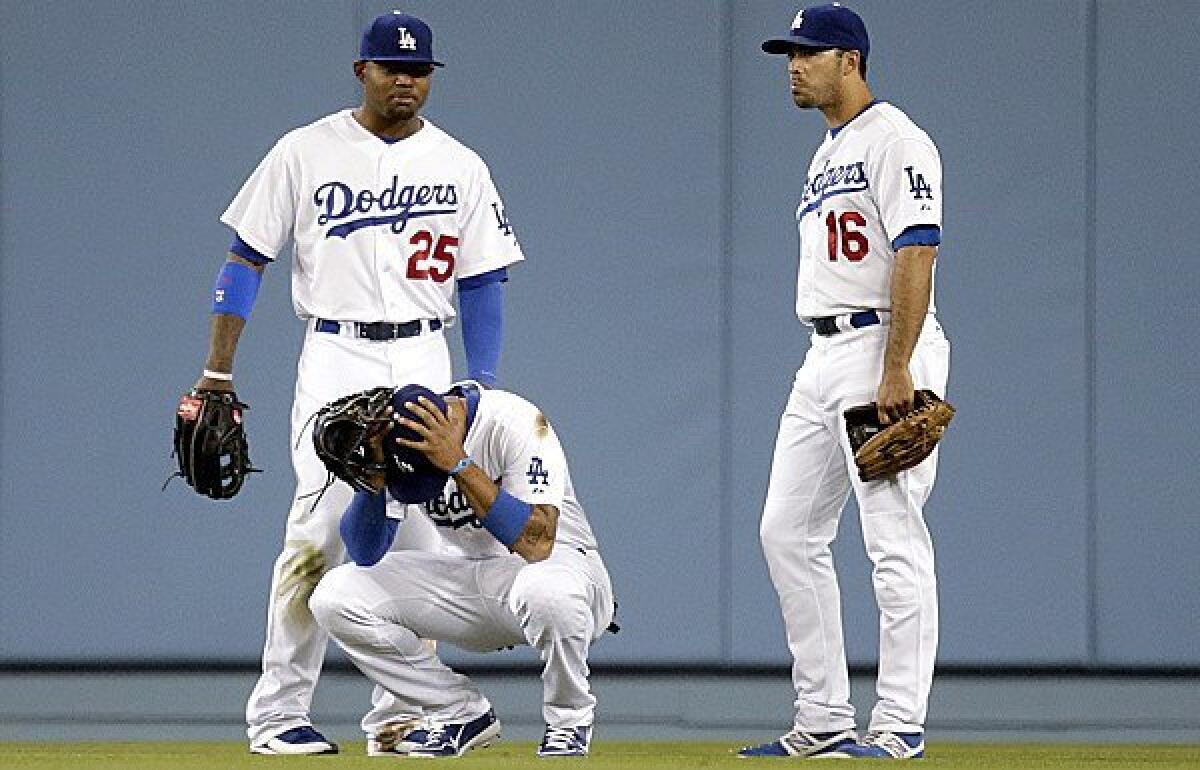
[1,742,1198,769]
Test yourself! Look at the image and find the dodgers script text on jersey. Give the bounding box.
[314,178,460,238]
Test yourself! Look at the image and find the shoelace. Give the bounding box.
[422,724,452,747]
[781,728,847,749]
[862,731,911,756]
[542,727,580,751]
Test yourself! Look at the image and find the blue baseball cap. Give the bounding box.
[385,384,450,503]
[360,11,444,67]
[762,3,869,61]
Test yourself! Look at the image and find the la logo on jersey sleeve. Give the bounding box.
[490,202,513,236]
[525,456,550,494]
[904,166,934,201]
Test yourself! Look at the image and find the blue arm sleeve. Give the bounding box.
[339,490,399,566]
[458,268,507,386]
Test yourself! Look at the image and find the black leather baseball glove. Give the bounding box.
[172,389,257,499]
[311,387,395,493]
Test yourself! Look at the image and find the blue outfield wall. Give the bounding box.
[0,0,1196,666]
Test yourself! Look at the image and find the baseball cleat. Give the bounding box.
[839,731,924,759]
[249,725,338,755]
[737,727,857,758]
[537,724,592,757]
[367,719,431,756]
[406,709,501,758]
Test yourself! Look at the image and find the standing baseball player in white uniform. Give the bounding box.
[183,12,524,754]
[739,4,949,760]
[306,381,615,758]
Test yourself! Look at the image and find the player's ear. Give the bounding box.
[847,50,865,79]
[353,60,367,81]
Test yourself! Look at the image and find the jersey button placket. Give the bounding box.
[378,155,399,320]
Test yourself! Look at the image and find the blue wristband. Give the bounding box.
[212,260,262,320]
[449,457,473,475]
[481,489,533,548]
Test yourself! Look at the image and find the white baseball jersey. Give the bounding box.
[794,101,941,319]
[388,387,600,560]
[221,110,524,323]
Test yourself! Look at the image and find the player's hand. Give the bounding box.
[394,396,468,472]
[875,368,915,425]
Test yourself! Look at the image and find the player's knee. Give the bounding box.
[308,566,359,634]
[760,504,799,560]
[870,559,923,608]
[510,575,585,634]
[510,578,559,619]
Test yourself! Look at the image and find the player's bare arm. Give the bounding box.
[877,244,937,424]
[450,461,557,562]
[508,505,558,562]
[395,396,558,561]
[192,253,266,392]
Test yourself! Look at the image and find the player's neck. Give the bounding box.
[821,85,874,130]
[353,108,424,141]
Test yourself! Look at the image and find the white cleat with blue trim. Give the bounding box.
[250,725,338,755]
[737,728,858,758]
[839,731,924,759]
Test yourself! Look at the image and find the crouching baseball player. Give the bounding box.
[307,381,615,758]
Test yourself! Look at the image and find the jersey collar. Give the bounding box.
[340,109,438,148]
[829,99,882,140]
[449,380,482,432]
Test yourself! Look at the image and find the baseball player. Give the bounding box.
[307,381,615,758]
[185,12,524,754]
[739,4,949,760]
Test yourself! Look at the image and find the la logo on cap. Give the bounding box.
[792,10,804,27]
[397,26,417,50]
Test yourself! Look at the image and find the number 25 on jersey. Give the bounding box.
[407,230,457,282]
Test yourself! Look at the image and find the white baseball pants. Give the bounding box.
[245,323,451,744]
[759,316,949,734]
[309,545,614,734]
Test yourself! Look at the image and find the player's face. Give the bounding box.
[356,60,433,123]
[786,48,848,109]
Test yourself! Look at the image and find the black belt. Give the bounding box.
[812,310,881,336]
[315,318,442,341]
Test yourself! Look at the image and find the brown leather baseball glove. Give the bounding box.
[844,389,955,482]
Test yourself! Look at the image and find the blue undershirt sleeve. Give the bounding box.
[891,224,941,251]
[230,234,272,265]
[458,268,508,386]
[339,490,398,566]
